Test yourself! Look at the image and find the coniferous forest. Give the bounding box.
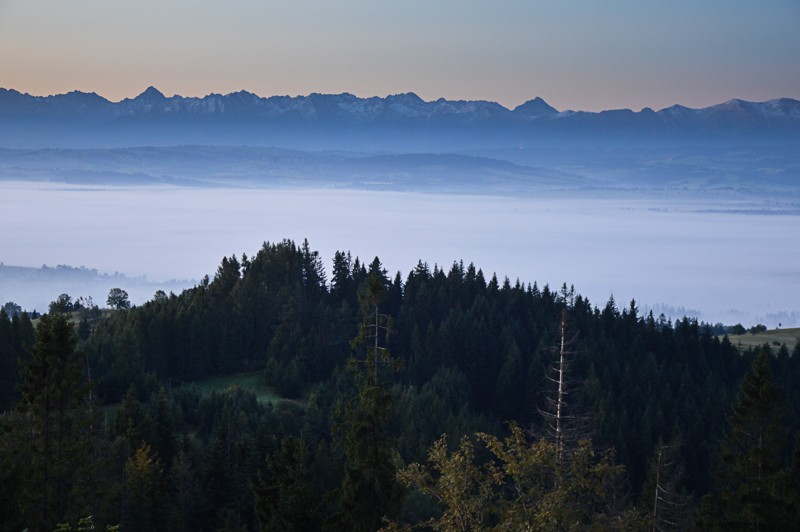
[1,238,799,530]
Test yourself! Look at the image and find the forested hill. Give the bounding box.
[2,238,799,530]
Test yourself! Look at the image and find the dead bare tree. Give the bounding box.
[651,440,694,531]
[533,308,638,526]
[538,309,591,459]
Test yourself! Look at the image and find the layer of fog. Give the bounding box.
[2,181,798,327]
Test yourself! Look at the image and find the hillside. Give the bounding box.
[727,327,800,352]
[1,239,798,530]
[1,143,798,200]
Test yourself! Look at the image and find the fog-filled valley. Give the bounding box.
[2,181,798,328]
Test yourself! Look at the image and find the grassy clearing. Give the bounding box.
[95,370,293,423]
[725,327,800,352]
[182,371,294,405]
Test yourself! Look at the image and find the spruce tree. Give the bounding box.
[123,442,169,532]
[254,436,321,531]
[13,312,95,529]
[330,270,404,531]
[701,350,796,530]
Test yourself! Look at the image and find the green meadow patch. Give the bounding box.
[179,371,295,405]
[96,371,293,424]
[726,327,800,352]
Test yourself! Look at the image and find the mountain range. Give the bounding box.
[1,87,798,150]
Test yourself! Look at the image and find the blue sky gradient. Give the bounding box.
[1,0,798,110]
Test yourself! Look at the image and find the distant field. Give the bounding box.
[725,327,800,352]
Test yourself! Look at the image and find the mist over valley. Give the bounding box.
[2,181,797,328]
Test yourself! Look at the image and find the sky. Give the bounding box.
[1,0,798,111]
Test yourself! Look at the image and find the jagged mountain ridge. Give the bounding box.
[1,87,798,149]
[0,86,559,122]
[2,86,798,122]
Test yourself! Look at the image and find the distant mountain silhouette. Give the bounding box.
[0,88,798,149]
[513,97,559,117]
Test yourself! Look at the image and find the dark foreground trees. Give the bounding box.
[701,349,800,529]
[330,266,405,531]
[254,436,321,531]
[2,239,799,529]
[2,312,95,530]
[393,423,644,530]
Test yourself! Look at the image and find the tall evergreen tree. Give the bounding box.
[0,309,34,410]
[493,336,525,421]
[0,409,24,530]
[12,312,96,529]
[254,435,321,531]
[701,350,797,530]
[123,442,169,532]
[331,270,404,531]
